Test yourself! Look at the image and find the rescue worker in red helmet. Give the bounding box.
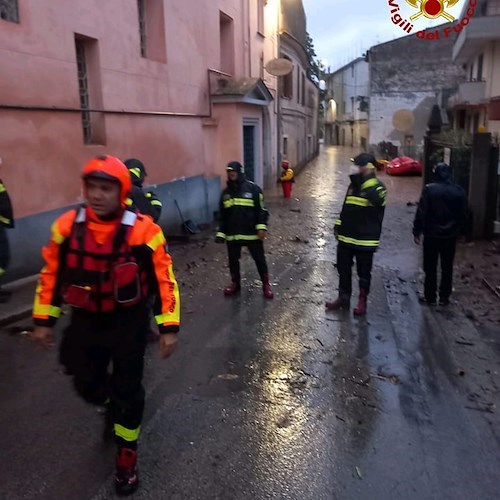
[31,155,180,496]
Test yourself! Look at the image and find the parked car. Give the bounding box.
[386,156,423,176]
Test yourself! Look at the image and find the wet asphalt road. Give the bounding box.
[1,146,499,499]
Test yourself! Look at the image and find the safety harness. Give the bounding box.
[64,207,147,312]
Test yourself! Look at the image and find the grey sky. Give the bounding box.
[302,0,468,72]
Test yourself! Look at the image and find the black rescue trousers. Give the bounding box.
[423,236,457,303]
[227,240,268,282]
[59,306,148,450]
[337,244,374,298]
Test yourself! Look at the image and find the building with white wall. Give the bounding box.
[324,57,369,149]
[278,0,319,170]
[451,0,500,140]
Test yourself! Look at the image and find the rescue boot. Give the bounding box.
[224,275,241,296]
[115,447,139,496]
[325,295,350,311]
[353,289,368,316]
[261,274,274,299]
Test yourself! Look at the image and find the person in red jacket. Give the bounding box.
[280,160,294,198]
[31,155,180,496]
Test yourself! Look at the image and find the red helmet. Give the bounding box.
[282,160,290,168]
[82,155,132,205]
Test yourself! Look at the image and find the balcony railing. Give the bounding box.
[449,80,487,107]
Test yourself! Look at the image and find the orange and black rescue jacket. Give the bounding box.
[33,206,180,333]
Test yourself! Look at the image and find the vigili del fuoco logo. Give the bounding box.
[388,0,478,40]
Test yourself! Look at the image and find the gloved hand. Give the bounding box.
[215,236,225,244]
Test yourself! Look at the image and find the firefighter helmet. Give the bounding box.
[124,158,147,186]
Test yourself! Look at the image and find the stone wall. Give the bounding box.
[368,27,466,150]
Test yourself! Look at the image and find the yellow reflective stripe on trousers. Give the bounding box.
[146,231,166,251]
[0,183,5,193]
[0,215,11,225]
[361,178,379,190]
[225,234,259,241]
[345,196,373,207]
[335,219,342,226]
[255,224,267,231]
[223,198,255,208]
[338,235,379,247]
[114,424,141,442]
[150,200,162,207]
[216,232,226,239]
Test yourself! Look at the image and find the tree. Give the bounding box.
[306,32,320,82]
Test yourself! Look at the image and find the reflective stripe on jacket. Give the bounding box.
[33,206,180,333]
[217,179,269,241]
[336,174,386,251]
[127,186,162,223]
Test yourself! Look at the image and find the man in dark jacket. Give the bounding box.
[326,153,386,316]
[413,162,468,306]
[124,158,162,223]
[0,179,14,302]
[216,161,273,299]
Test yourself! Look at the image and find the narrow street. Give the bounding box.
[1,146,499,500]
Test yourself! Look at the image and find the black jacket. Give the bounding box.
[129,185,162,223]
[217,177,269,241]
[413,166,468,239]
[0,180,14,271]
[336,173,386,251]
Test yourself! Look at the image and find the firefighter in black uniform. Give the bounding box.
[0,178,14,302]
[124,158,162,223]
[216,161,273,299]
[326,153,386,316]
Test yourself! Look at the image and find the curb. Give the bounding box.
[0,308,32,328]
[0,274,38,328]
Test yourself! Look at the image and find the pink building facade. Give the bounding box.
[0,0,279,279]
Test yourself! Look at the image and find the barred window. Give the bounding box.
[75,40,92,144]
[136,0,166,62]
[0,0,19,23]
[137,0,147,57]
